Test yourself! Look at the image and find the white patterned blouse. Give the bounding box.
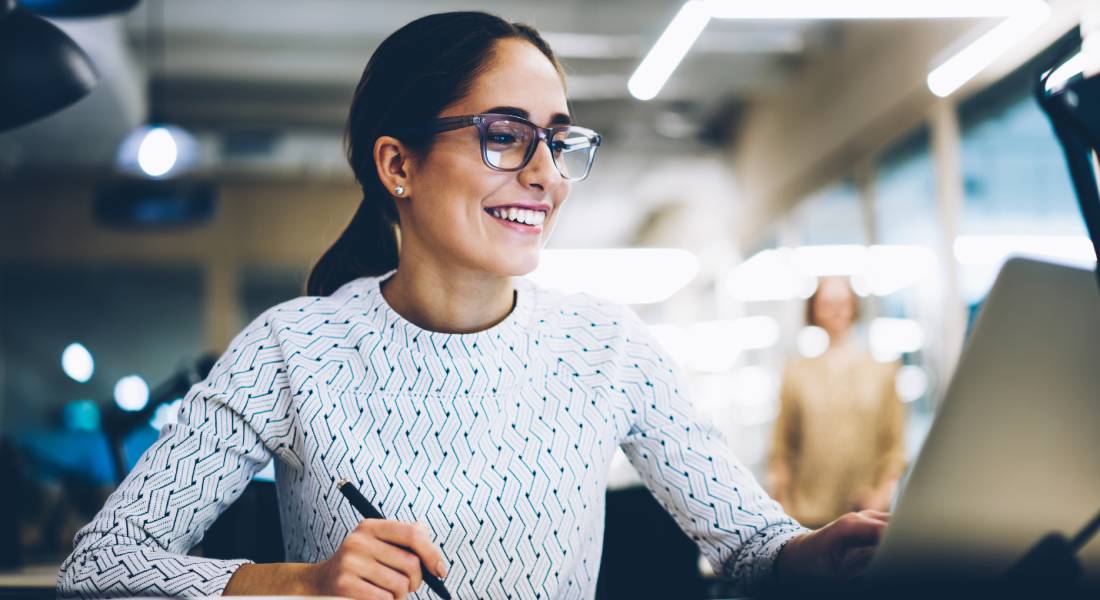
[57,272,806,599]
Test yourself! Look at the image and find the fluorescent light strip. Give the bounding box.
[953,234,1096,265]
[632,0,1049,101]
[927,0,1051,97]
[628,0,710,101]
[527,248,700,304]
[703,0,1032,20]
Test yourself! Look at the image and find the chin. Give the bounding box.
[488,248,541,277]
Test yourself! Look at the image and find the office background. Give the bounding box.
[1,0,1097,596]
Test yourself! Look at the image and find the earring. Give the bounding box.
[394,185,405,196]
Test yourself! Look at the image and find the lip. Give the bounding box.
[484,202,552,212]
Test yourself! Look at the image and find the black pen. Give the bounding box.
[336,479,452,600]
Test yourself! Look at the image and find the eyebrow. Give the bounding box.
[484,105,573,126]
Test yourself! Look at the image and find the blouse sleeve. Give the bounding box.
[57,310,295,598]
[613,312,808,594]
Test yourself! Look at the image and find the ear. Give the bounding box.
[374,135,415,198]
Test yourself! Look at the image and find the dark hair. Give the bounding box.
[306,12,565,296]
[805,276,861,327]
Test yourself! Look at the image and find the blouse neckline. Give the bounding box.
[357,270,536,361]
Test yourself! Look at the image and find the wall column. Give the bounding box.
[929,98,968,395]
[203,258,242,352]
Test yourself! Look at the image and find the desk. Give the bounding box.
[0,563,57,600]
[0,563,57,588]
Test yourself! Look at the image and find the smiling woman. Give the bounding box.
[56,11,885,600]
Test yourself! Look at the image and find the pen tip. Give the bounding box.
[336,478,349,488]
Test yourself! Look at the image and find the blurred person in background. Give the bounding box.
[769,276,906,529]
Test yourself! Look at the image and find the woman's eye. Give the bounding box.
[489,134,517,144]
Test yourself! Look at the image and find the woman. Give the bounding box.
[59,12,888,600]
[770,277,906,529]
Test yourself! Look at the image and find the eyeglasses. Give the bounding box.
[404,113,602,182]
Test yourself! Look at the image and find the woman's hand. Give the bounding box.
[774,509,890,584]
[852,479,897,513]
[303,519,448,600]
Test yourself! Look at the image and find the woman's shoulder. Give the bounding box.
[520,277,641,333]
[231,276,378,346]
[520,278,672,372]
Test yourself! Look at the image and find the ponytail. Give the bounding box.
[306,194,398,296]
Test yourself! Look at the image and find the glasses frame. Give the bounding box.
[404,113,603,182]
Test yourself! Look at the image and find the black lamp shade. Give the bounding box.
[19,0,140,18]
[0,4,98,132]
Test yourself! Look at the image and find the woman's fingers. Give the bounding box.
[368,537,424,592]
[331,550,409,600]
[859,509,891,523]
[315,519,450,600]
[327,555,401,600]
[834,511,887,548]
[360,560,412,600]
[356,579,399,600]
[366,520,448,579]
[775,511,892,585]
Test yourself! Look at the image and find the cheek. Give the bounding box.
[543,184,572,231]
[416,157,497,225]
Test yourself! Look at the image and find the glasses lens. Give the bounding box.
[484,119,534,170]
[551,128,598,180]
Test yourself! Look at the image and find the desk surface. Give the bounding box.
[0,564,57,589]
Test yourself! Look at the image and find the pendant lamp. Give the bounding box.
[115,0,198,179]
[0,0,98,132]
[18,0,139,17]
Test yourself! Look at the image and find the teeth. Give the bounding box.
[489,207,546,226]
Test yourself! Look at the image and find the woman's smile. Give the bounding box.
[483,203,550,236]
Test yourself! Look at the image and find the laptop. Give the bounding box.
[863,256,1100,589]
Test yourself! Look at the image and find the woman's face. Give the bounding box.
[398,38,573,278]
[813,277,857,338]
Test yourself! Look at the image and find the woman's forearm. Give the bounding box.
[223,562,315,596]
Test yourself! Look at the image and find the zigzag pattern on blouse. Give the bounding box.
[58,274,805,599]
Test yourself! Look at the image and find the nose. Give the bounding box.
[517,137,563,191]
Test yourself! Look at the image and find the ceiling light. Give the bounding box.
[114,0,198,178]
[527,248,699,304]
[927,0,1051,97]
[702,0,1032,20]
[61,342,95,383]
[114,374,149,412]
[724,244,933,302]
[632,0,1050,102]
[797,326,830,357]
[628,0,710,101]
[869,318,925,362]
[953,234,1096,265]
[896,365,930,402]
[723,248,818,302]
[116,124,198,178]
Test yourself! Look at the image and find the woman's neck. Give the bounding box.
[380,259,516,334]
[826,329,852,350]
